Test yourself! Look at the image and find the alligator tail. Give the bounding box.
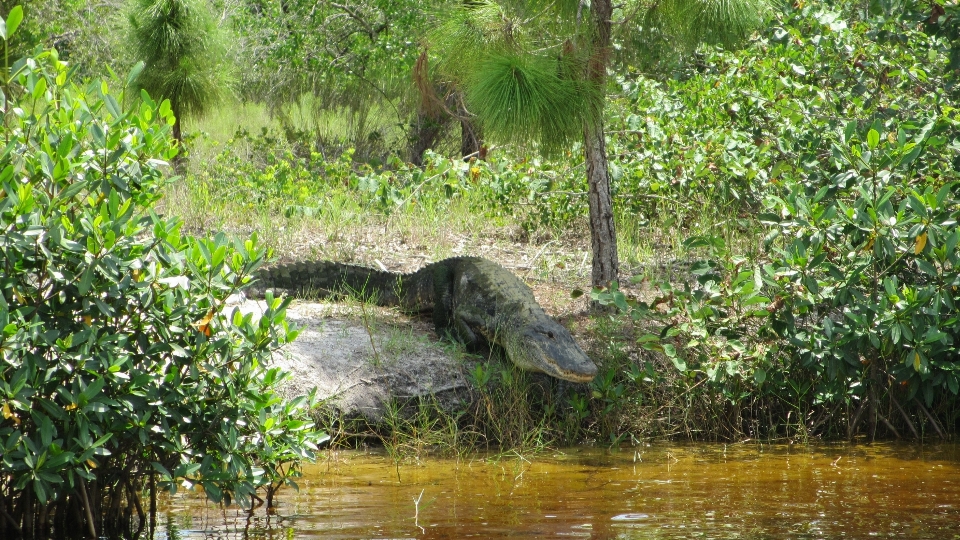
[251,260,405,306]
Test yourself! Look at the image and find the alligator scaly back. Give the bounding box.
[250,257,598,382]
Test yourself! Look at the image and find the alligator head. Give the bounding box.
[503,318,598,383]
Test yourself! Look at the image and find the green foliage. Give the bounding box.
[0,39,325,537]
[597,96,959,440]
[429,0,772,157]
[609,1,955,212]
[228,0,432,158]
[760,117,959,406]
[233,0,427,105]
[184,127,588,231]
[645,0,772,51]
[581,1,960,440]
[429,0,515,80]
[148,0,960,445]
[427,1,592,156]
[1,0,128,81]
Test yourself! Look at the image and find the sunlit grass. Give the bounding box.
[189,99,281,144]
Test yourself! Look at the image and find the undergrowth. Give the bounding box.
[158,0,960,451]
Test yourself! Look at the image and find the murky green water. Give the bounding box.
[158,443,960,539]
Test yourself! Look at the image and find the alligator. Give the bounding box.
[250,256,598,383]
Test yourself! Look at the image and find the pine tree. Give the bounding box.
[427,0,772,290]
[129,0,228,143]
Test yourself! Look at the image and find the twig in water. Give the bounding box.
[412,489,425,534]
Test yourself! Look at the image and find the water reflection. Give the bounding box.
[156,443,960,539]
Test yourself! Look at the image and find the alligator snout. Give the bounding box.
[523,322,598,383]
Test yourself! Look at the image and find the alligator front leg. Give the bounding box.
[431,262,456,337]
[451,305,493,349]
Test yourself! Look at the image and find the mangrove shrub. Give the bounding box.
[594,2,960,440]
[0,25,324,540]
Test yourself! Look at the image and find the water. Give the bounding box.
[158,443,960,539]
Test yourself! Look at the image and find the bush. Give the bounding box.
[597,117,960,440]
[589,0,960,441]
[0,29,325,540]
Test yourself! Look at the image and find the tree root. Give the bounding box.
[878,415,901,439]
[913,398,946,439]
[891,396,920,439]
[78,479,99,539]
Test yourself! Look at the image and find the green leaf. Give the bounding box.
[844,120,857,144]
[916,260,938,276]
[753,368,766,384]
[126,61,145,88]
[78,266,94,295]
[907,194,926,216]
[32,77,47,100]
[867,129,880,149]
[923,330,949,344]
[203,482,223,503]
[890,323,901,345]
[902,144,922,166]
[91,123,106,147]
[5,6,22,39]
[757,213,780,225]
[40,152,54,179]
[33,480,48,504]
[883,278,896,297]
[54,180,87,205]
[151,462,172,478]
[140,89,156,109]
[104,94,123,120]
[669,355,687,372]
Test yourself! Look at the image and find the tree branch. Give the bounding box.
[328,2,381,41]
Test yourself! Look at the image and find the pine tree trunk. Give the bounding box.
[584,0,619,289]
[584,118,618,288]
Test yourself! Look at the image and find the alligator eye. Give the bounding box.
[547,331,555,339]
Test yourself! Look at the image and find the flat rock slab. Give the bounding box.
[239,300,475,422]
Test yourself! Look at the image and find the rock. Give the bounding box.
[237,300,476,422]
